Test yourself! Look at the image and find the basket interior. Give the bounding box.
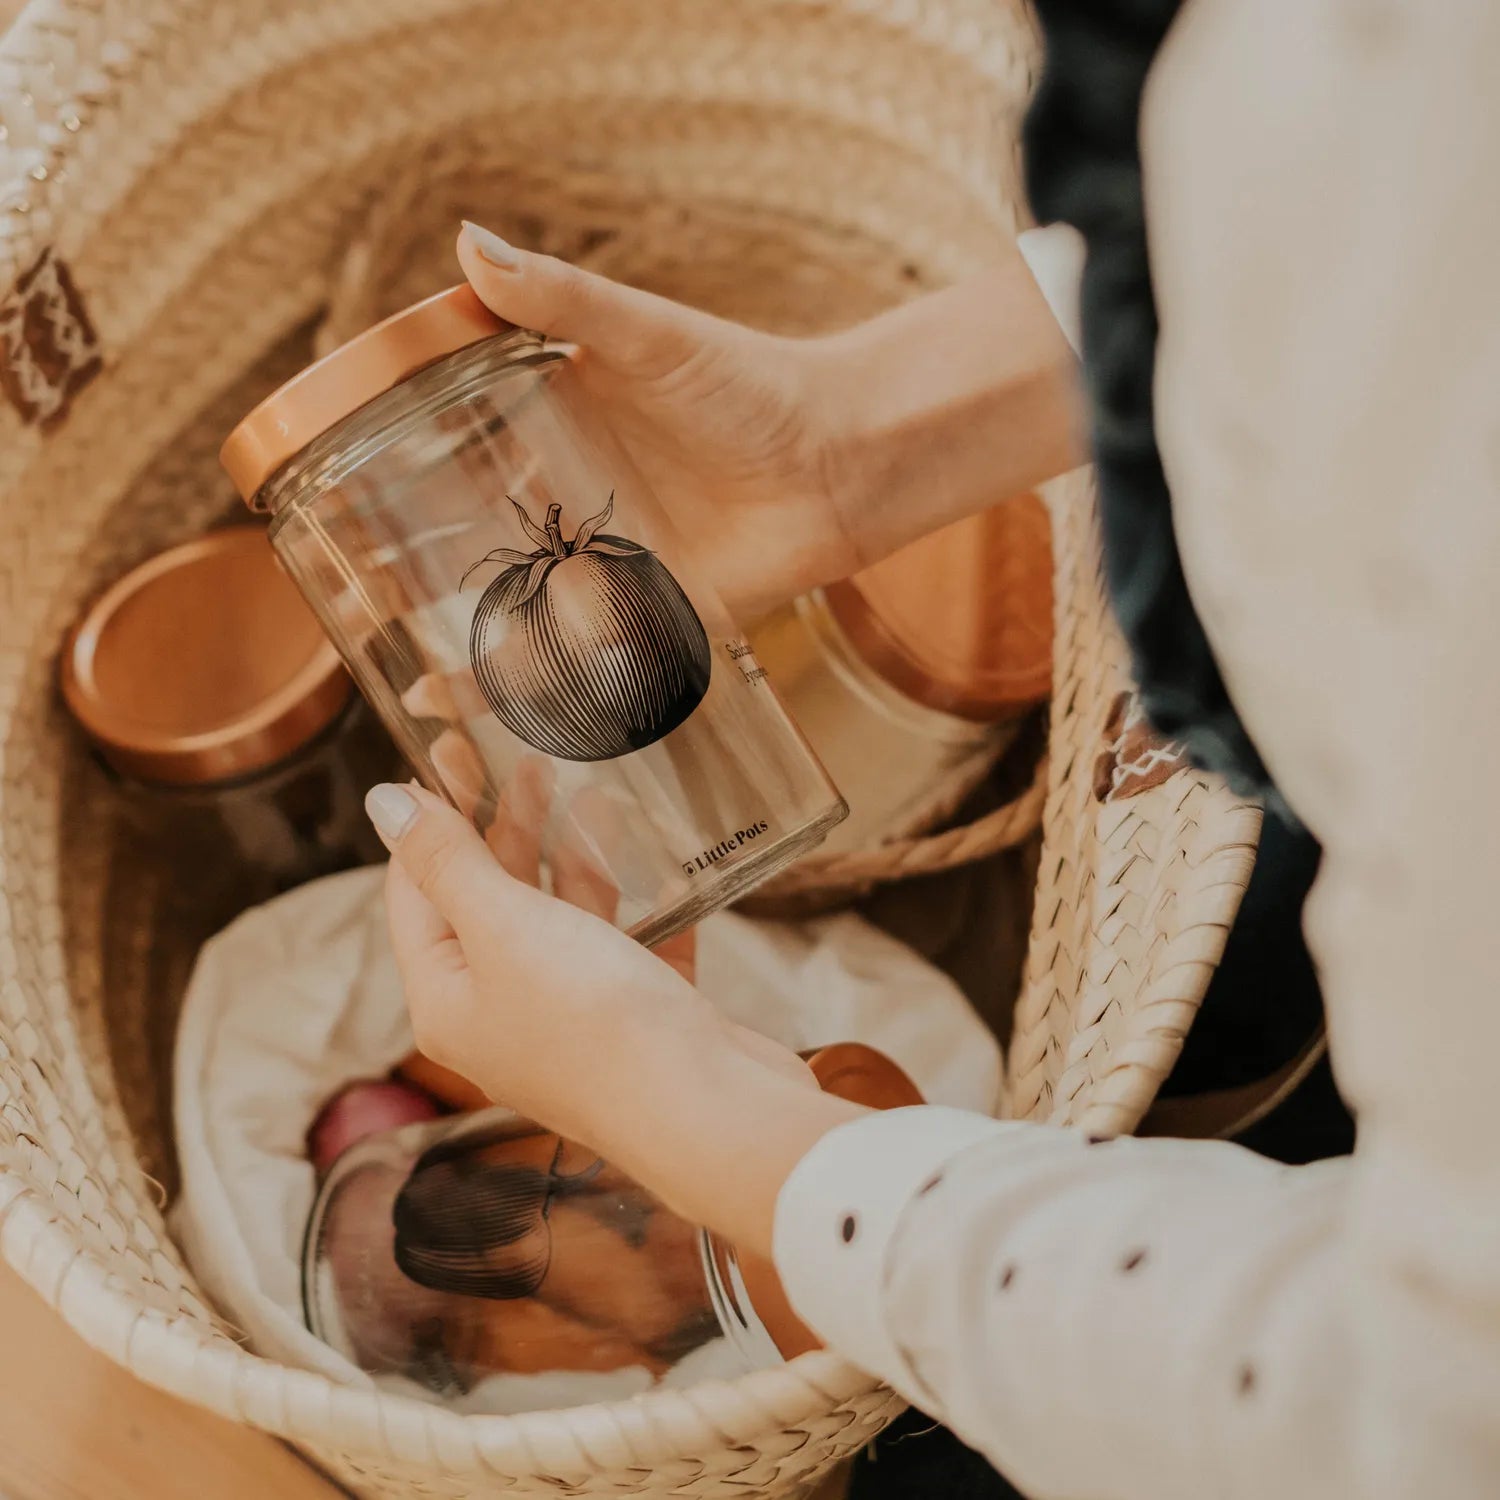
[0,0,1042,1366]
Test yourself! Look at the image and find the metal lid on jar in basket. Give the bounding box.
[824,491,1054,721]
[60,526,352,786]
[803,1041,925,1112]
[220,285,512,505]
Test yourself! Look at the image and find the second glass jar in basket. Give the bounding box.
[222,288,845,944]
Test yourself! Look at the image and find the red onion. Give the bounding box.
[307,1079,442,1174]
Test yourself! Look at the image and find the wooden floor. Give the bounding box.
[0,1262,343,1499]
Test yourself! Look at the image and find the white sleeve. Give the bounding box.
[774,1114,1367,1500]
[776,1108,1500,1500]
[1017,224,1085,355]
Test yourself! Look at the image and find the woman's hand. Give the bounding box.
[456,220,1086,620]
[457,221,860,622]
[365,779,866,1255]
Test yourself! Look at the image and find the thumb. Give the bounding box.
[365,782,506,932]
[457,220,700,377]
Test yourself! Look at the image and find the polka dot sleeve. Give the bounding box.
[772,1106,1015,1387]
[773,1113,1357,1499]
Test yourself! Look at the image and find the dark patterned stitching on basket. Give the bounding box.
[0,247,103,428]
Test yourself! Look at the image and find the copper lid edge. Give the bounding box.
[220,284,512,505]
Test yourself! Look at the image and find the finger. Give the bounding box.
[385,859,469,1011]
[550,785,620,923]
[553,783,668,908]
[385,856,455,958]
[366,782,507,934]
[652,927,697,984]
[429,729,495,828]
[458,221,703,378]
[402,669,489,723]
[550,840,619,925]
[395,1049,492,1112]
[488,755,555,887]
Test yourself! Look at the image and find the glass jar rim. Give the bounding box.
[256,332,564,533]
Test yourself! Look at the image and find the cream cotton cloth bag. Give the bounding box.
[171,866,1001,1410]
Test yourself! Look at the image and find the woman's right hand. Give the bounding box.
[456,221,1085,624]
[457,220,861,623]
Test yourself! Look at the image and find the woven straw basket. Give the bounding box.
[0,2,1262,1497]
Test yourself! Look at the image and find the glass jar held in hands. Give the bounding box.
[222,264,850,945]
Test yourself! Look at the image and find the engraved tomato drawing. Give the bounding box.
[463,493,711,762]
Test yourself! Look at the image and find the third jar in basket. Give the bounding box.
[221,287,845,944]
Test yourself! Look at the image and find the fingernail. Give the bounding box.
[461,220,521,270]
[366,783,419,841]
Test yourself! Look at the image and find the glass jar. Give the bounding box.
[301,1044,921,1408]
[749,494,1053,855]
[60,526,402,901]
[222,288,845,946]
[303,1106,727,1402]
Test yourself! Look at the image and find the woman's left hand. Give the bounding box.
[364,780,865,1255]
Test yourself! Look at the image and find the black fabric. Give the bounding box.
[851,1408,1025,1500]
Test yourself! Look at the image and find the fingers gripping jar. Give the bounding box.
[221,288,845,943]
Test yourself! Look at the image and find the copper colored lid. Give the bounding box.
[803,1042,924,1110]
[60,527,352,786]
[732,1043,924,1360]
[824,490,1054,721]
[220,285,510,506]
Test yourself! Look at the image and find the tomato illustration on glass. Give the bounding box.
[393,1130,610,1300]
[462,493,712,761]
